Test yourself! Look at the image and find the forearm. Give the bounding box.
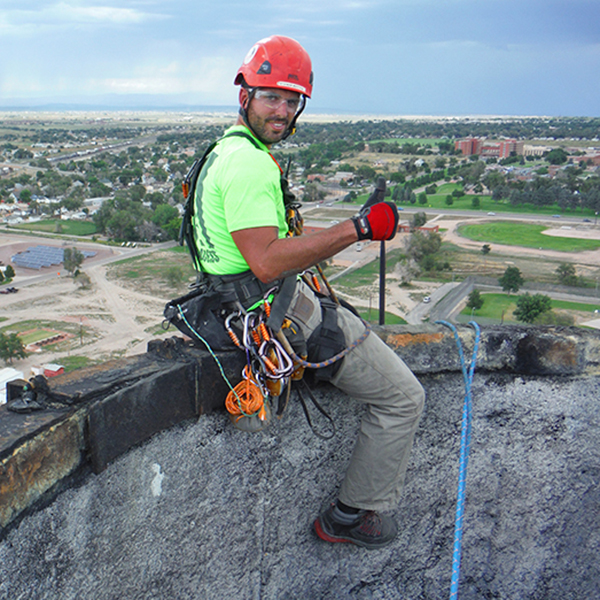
[232,220,358,283]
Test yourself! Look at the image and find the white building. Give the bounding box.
[0,367,24,404]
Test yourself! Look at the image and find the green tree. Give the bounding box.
[411,212,427,229]
[107,210,139,241]
[499,265,524,295]
[163,217,182,241]
[545,148,568,165]
[302,182,323,203]
[405,230,442,263]
[63,247,84,276]
[4,265,15,279]
[445,195,454,206]
[481,244,491,256]
[418,192,427,205]
[0,332,27,365]
[555,263,578,286]
[152,204,179,228]
[513,293,552,324]
[356,165,377,181]
[129,184,147,202]
[61,196,83,211]
[466,289,484,313]
[146,191,165,208]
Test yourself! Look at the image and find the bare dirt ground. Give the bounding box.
[1,233,175,378]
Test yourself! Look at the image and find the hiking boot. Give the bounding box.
[314,504,398,549]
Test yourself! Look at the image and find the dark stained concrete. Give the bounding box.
[1,367,599,599]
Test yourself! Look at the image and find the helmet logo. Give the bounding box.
[256,61,271,75]
[287,74,299,81]
[243,45,259,65]
[276,81,306,94]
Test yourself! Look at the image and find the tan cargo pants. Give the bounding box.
[288,279,426,511]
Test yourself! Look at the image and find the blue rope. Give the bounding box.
[435,320,481,600]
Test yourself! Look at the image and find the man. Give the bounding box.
[190,35,425,549]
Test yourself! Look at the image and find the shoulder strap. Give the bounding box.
[179,130,263,271]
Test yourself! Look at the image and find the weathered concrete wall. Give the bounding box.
[2,324,600,536]
[0,341,245,533]
[2,371,599,599]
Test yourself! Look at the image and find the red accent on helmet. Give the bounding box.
[234,35,313,98]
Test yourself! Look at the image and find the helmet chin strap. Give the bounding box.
[239,87,257,131]
[240,88,307,143]
[281,96,306,141]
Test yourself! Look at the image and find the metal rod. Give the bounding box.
[379,241,386,325]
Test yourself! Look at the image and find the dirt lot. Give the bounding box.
[0,233,177,377]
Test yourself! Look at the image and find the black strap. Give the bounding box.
[180,130,263,272]
[305,296,347,383]
[296,379,336,440]
[266,275,297,331]
[181,130,298,320]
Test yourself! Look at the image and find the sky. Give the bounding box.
[1,0,600,117]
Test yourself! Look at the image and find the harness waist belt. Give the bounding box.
[207,270,298,329]
[207,271,282,310]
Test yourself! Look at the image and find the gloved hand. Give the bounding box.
[362,176,387,211]
[352,201,399,241]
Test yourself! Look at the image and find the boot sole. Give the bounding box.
[314,517,394,550]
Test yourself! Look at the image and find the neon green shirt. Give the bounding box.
[191,126,288,275]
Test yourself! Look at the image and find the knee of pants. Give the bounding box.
[371,379,425,424]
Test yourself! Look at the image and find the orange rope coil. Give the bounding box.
[225,366,267,422]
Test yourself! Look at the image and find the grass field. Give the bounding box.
[1,319,96,350]
[359,310,407,325]
[56,355,96,373]
[330,248,405,288]
[15,219,97,236]
[457,221,600,252]
[18,328,63,345]
[460,292,600,321]
[350,181,595,219]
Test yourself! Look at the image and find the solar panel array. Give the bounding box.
[11,245,96,270]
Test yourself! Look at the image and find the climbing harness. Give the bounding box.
[166,130,372,436]
[436,320,481,600]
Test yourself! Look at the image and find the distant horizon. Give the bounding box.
[0,98,582,121]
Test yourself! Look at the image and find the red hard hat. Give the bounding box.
[234,35,313,98]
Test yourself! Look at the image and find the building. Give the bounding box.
[455,138,524,158]
[0,367,24,404]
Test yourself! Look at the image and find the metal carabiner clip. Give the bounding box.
[224,311,242,347]
[259,338,294,378]
[243,312,258,349]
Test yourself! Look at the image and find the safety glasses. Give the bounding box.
[253,89,301,112]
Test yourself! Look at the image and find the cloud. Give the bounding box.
[1,0,599,115]
[0,2,166,36]
[0,55,239,104]
[93,57,238,98]
[55,3,152,24]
